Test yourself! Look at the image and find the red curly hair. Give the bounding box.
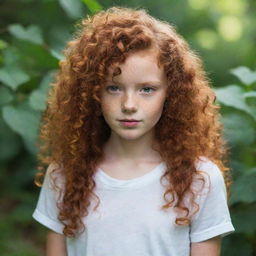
[35,6,232,237]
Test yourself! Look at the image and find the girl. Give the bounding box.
[33,6,235,256]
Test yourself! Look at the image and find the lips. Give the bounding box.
[119,119,140,122]
[119,120,140,127]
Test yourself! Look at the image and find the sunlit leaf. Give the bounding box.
[243,91,256,98]
[218,16,242,42]
[8,24,44,45]
[214,85,256,120]
[0,39,8,50]
[230,66,256,85]
[82,0,103,13]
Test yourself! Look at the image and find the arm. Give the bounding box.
[46,230,67,256]
[190,235,221,256]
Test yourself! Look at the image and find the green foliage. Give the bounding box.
[8,24,44,45]
[230,168,256,204]
[213,66,256,255]
[215,85,256,120]
[0,66,30,90]
[0,0,255,255]
[2,103,41,154]
[82,0,103,13]
[222,233,253,256]
[58,0,85,19]
[230,66,256,86]
[0,87,14,105]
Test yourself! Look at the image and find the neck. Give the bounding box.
[103,131,161,164]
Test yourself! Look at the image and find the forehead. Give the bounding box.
[107,49,165,83]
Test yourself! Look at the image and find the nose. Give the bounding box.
[121,93,137,113]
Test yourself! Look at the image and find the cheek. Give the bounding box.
[100,99,116,116]
[146,97,166,117]
[150,105,164,119]
[99,91,113,113]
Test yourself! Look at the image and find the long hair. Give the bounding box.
[34,6,232,237]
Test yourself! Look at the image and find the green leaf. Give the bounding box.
[222,113,255,146]
[10,201,34,223]
[8,24,44,45]
[0,114,21,161]
[2,47,19,66]
[231,203,256,233]
[221,233,253,256]
[0,66,30,90]
[16,41,59,70]
[39,70,57,92]
[50,49,65,60]
[230,168,256,204]
[2,104,41,145]
[230,66,256,85]
[81,0,102,13]
[214,85,256,120]
[0,86,14,105]
[58,0,84,19]
[29,71,56,111]
[0,39,8,50]
[29,90,47,111]
[243,91,256,98]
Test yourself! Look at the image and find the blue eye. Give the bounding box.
[142,87,156,93]
[106,85,156,94]
[106,85,120,92]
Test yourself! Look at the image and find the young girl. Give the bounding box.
[33,6,235,256]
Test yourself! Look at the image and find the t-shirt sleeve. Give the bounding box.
[32,163,65,234]
[189,157,235,243]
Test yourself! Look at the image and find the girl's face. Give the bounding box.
[100,48,168,141]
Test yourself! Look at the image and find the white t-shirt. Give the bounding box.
[32,156,235,256]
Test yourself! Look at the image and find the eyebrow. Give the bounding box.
[106,81,163,86]
[136,81,162,86]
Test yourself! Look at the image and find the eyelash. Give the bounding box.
[106,86,156,94]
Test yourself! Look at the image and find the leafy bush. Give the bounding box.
[0,0,102,254]
[0,0,255,255]
[214,67,256,256]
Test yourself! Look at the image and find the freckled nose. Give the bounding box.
[121,94,137,113]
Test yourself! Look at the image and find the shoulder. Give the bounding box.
[195,156,223,180]
[43,162,65,190]
[193,156,226,194]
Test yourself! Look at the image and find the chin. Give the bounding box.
[113,130,143,140]
[121,130,151,140]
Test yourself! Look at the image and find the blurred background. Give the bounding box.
[0,0,255,255]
